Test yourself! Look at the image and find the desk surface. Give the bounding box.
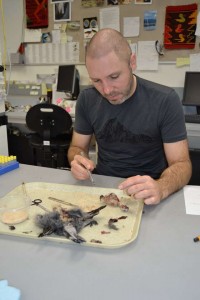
[0,164,200,300]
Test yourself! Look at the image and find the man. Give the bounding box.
[68,28,192,205]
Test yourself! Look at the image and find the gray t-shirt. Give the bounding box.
[74,76,187,179]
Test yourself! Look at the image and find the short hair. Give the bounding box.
[85,28,132,63]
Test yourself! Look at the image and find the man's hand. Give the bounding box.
[70,154,95,181]
[118,175,163,205]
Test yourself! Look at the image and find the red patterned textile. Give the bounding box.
[25,0,48,29]
[164,3,198,49]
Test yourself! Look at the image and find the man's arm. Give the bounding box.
[157,139,192,199]
[67,131,95,180]
[118,139,192,205]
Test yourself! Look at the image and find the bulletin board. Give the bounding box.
[45,0,200,64]
[1,0,199,65]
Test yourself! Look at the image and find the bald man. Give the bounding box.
[68,28,191,205]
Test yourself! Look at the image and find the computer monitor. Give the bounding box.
[56,65,80,100]
[182,71,200,114]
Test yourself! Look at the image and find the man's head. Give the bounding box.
[86,28,132,63]
[85,28,136,105]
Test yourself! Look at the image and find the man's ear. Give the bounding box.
[130,53,137,71]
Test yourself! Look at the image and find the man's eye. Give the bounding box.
[111,75,119,79]
[92,79,100,83]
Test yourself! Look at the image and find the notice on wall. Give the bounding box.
[25,42,79,64]
[136,41,158,71]
[123,17,140,37]
[99,7,120,31]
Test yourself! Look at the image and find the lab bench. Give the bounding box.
[0,164,200,300]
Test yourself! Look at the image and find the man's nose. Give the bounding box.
[102,82,112,95]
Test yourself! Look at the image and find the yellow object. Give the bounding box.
[0,155,17,165]
[176,57,190,67]
[41,83,47,95]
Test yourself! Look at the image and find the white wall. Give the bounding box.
[135,64,189,88]
[0,0,23,56]
[9,63,189,88]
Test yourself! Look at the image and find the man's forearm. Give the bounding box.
[157,160,192,200]
[67,146,82,165]
[67,145,89,165]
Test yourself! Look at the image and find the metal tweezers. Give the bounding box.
[48,197,78,207]
[80,151,95,185]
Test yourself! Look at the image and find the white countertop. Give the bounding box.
[1,164,200,300]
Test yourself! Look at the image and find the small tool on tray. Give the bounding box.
[32,199,49,212]
[48,196,78,207]
[80,151,95,185]
[22,182,28,197]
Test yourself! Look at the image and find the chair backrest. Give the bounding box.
[26,103,72,140]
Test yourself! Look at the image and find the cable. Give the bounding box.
[0,0,7,89]
[155,40,164,56]
[0,0,14,97]
[6,50,11,96]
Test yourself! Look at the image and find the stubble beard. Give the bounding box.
[106,74,135,105]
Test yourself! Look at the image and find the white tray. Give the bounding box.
[0,182,143,249]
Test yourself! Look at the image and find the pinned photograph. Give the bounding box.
[83,17,98,39]
[144,10,157,30]
[81,0,104,8]
[54,2,71,22]
[41,32,51,43]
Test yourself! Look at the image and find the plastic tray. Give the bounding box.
[0,182,144,249]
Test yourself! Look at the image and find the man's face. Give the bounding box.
[86,51,136,105]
